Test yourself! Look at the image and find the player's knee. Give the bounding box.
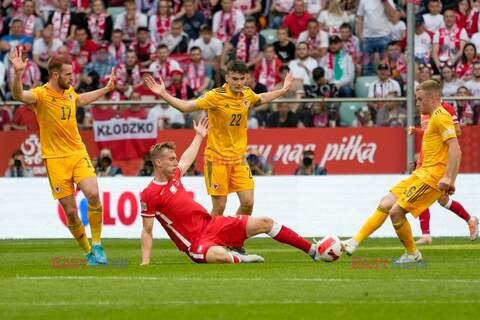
[389,207,405,224]
[379,195,394,211]
[259,217,274,233]
[438,195,449,207]
[84,189,100,206]
[240,199,254,213]
[64,206,78,219]
[211,203,226,216]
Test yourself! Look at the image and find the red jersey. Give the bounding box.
[417,101,459,168]
[140,167,212,251]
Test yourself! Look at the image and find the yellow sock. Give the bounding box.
[67,221,91,254]
[393,218,417,254]
[88,203,103,245]
[353,206,389,244]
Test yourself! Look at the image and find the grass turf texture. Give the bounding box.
[0,238,479,320]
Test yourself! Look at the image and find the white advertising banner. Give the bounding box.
[0,175,479,239]
[93,118,157,142]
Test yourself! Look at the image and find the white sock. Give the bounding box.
[442,198,453,209]
[267,221,282,237]
[92,241,102,246]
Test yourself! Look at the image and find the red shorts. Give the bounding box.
[187,215,249,263]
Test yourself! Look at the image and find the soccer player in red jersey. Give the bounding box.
[409,100,478,244]
[140,118,326,264]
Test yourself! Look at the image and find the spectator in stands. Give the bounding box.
[212,0,245,42]
[282,0,314,40]
[415,63,433,91]
[352,105,375,128]
[432,8,468,73]
[255,44,282,91]
[4,150,34,177]
[423,0,444,35]
[288,42,318,86]
[319,35,354,97]
[130,27,156,68]
[294,149,326,175]
[0,19,33,63]
[96,148,123,177]
[385,41,407,89]
[197,0,215,22]
[87,0,113,44]
[340,23,360,60]
[114,0,148,43]
[0,105,10,131]
[116,50,142,98]
[108,29,127,64]
[318,0,351,34]
[456,42,477,81]
[186,47,212,97]
[79,44,116,91]
[180,0,206,40]
[121,92,149,119]
[134,69,163,100]
[10,104,38,131]
[89,93,119,122]
[270,0,294,29]
[376,92,407,127]
[137,152,154,177]
[454,85,476,125]
[368,63,401,122]
[189,25,223,83]
[441,63,464,97]
[273,27,296,63]
[390,7,407,42]
[149,0,175,45]
[306,0,323,18]
[357,0,399,75]
[8,45,40,91]
[465,61,480,100]
[33,24,62,82]
[72,26,99,66]
[297,19,328,60]
[149,44,182,87]
[36,0,56,22]
[456,0,478,37]
[161,18,190,54]
[137,0,159,16]
[266,102,299,128]
[248,107,259,128]
[13,0,43,39]
[47,0,80,41]
[148,102,186,129]
[168,67,195,101]
[470,28,480,53]
[414,14,432,64]
[248,68,267,94]
[221,18,266,70]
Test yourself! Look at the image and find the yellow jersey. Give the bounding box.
[31,84,87,159]
[195,84,261,163]
[414,106,457,189]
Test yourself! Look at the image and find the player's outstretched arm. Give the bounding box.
[9,47,36,105]
[143,74,199,112]
[77,68,116,107]
[257,71,293,105]
[141,217,154,265]
[438,138,462,194]
[178,117,208,174]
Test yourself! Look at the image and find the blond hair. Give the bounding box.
[149,142,176,160]
[416,79,441,93]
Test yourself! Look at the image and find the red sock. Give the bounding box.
[419,209,430,235]
[229,253,240,263]
[446,200,471,222]
[268,223,312,254]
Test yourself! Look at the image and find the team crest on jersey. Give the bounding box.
[243,100,249,108]
[170,185,177,194]
[68,94,73,101]
[54,186,60,193]
[212,183,220,191]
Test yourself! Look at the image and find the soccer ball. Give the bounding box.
[316,235,344,262]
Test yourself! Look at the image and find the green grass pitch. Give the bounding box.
[1,238,479,320]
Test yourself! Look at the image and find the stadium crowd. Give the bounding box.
[1,0,480,131]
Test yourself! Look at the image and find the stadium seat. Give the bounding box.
[339,102,365,127]
[260,29,277,44]
[354,76,377,98]
[107,7,125,24]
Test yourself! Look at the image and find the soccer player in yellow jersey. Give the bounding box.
[144,60,292,244]
[343,80,462,262]
[10,47,115,265]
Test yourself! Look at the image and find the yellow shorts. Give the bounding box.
[204,160,254,196]
[390,174,442,217]
[44,152,96,200]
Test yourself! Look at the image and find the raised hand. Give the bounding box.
[9,46,27,73]
[143,74,166,97]
[282,71,293,92]
[105,67,116,92]
[193,117,208,138]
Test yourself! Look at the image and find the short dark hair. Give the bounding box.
[200,24,212,33]
[339,23,352,30]
[137,27,149,33]
[245,17,257,25]
[226,60,249,74]
[158,44,169,51]
[279,65,290,73]
[189,46,201,53]
[11,18,23,25]
[277,27,289,36]
[47,54,72,76]
[312,67,325,81]
[112,29,123,34]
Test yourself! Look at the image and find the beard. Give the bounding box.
[58,78,70,89]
